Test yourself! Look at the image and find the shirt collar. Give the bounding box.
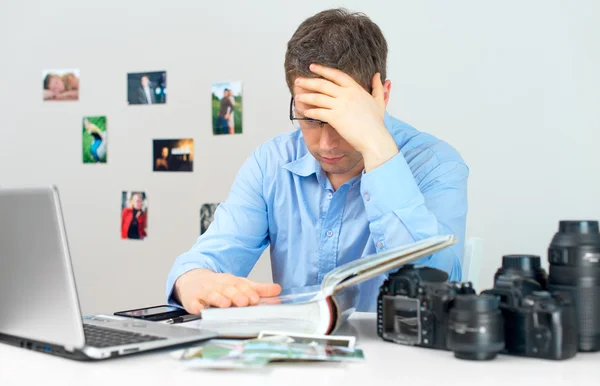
[282,151,319,177]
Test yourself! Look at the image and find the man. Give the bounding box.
[217,89,234,134]
[166,8,469,314]
[130,75,155,104]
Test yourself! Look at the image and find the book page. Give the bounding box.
[255,285,324,306]
[320,235,456,295]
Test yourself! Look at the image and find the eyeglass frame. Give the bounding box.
[289,97,328,128]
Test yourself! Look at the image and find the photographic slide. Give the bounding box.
[82,116,107,163]
[200,203,220,235]
[127,71,167,105]
[212,81,243,135]
[43,69,79,101]
[153,138,194,172]
[121,191,148,240]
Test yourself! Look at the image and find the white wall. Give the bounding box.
[0,0,598,315]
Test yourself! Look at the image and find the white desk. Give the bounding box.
[1,313,597,386]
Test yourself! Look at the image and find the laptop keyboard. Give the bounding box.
[83,324,166,348]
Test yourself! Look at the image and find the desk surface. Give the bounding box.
[1,312,597,385]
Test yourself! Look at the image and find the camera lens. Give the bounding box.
[559,220,599,234]
[548,220,600,352]
[447,294,505,360]
[495,255,548,289]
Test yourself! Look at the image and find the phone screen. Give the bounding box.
[124,306,179,317]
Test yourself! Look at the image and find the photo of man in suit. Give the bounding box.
[127,71,167,105]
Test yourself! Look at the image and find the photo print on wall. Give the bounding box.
[153,138,194,172]
[127,71,167,105]
[121,191,148,240]
[200,203,220,235]
[212,81,243,135]
[82,116,107,163]
[43,69,79,101]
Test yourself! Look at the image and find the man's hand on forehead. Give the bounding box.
[293,63,397,172]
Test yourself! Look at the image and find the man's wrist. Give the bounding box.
[360,127,399,172]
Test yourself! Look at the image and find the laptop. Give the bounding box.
[0,185,217,360]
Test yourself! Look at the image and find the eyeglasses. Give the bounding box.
[289,97,328,128]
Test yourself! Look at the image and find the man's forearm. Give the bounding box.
[359,152,468,280]
[360,128,399,172]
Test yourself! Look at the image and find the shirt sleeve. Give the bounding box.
[360,151,469,281]
[165,148,270,306]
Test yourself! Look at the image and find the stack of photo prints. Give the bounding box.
[44,69,236,240]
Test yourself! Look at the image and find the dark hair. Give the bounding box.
[43,73,57,89]
[284,8,388,94]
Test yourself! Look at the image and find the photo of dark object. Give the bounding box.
[121,191,148,240]
[200,203,219,234]
[127,71,167,105]
[153,139,194,172]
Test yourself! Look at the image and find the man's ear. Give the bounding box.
[383,80,392,107]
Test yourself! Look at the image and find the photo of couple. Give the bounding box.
[212,82,243,135]
[42,69,79,101]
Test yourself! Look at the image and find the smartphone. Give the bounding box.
[114,305,188,321]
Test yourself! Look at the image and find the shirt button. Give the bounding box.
[376,241,383,249]
[327,192,333,199]
[364,193,370,201]
[326,230,334,237]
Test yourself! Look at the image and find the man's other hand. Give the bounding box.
[174,268,282,314]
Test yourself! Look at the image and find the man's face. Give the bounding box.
[141,76,149,87]
[161,147,169,158]
[49,76,65,93]
[292,84,364,177]
[132,195,143,210]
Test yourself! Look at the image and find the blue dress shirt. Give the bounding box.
[166,112,469,312]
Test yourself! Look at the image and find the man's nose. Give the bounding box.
[319,125,340,151]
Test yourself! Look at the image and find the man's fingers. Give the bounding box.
[307,63,355,88]
[205,291,232,308]
[294,93,336,110]
[303,108,330,123]
[294,77,340,97]
[221,285,250,307]
[235,282,260,305]
[187,298,206,314]
[249,282,282,298]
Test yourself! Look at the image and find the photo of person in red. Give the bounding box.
[121,191,148,240]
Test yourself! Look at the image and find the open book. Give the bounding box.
[180,235,456,338]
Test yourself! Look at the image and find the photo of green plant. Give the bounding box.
[82,116,107,163]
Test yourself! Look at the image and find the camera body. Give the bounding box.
[377,256,577,361]
[377,265,476,350]
[481,272,578,360]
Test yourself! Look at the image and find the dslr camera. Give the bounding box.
[377,265,505,360]
[481,255,578,360]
